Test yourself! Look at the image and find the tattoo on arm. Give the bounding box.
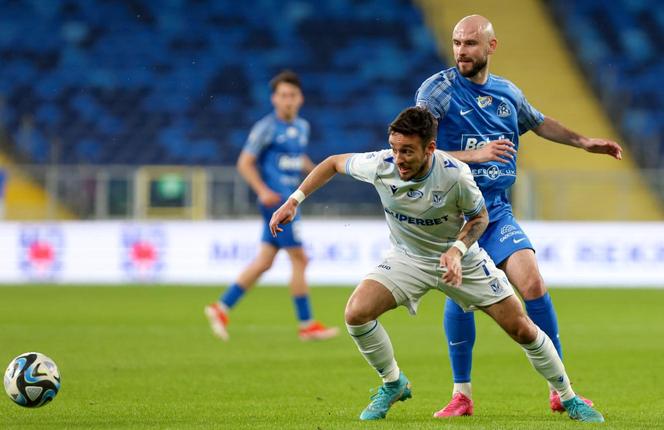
[457,206,489,248]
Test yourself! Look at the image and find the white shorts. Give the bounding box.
[365,248,514,315]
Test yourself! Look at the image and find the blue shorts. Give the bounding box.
[258,202,303,249]
[478,214,533,266]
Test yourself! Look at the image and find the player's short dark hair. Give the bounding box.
[269,70,302,93]
[388,106,438,146]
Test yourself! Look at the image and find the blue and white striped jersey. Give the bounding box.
[243,113,310,198]
[416,67,544,222]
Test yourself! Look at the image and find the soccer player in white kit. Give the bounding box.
[269,107,604,422]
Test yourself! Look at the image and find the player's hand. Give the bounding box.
[583,138,623,160]
[258,188,282,207]
[439,248,463,288]
[269,199,298,237]
[473,139,516,164]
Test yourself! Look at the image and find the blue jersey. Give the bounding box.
[243,113,310,198]
[415,67,544,222]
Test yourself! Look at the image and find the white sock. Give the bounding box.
[453,382,472,399]
[521,327,576,401]
[346,320,399,383]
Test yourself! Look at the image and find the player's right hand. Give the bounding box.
[474,139,516,163]
[259,188,282,207]
[269,200,297,237]
[439,248,463,288]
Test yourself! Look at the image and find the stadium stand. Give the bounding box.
[0,0,441,166]
[546,0,664,170]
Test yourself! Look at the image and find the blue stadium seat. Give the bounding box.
[0,0,442,167]
[548,0,664,168]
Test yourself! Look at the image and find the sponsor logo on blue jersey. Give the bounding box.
[472,166,516,180]
[277,155,303,171]
[461,132,515,151]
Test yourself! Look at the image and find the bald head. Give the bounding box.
[452,15,497,82]
[453,15,495,42]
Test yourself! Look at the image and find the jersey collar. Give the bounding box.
[410,153,436,183]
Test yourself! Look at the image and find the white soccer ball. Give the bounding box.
[4,352,61,407]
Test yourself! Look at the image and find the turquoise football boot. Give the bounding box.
[359,372,412,420]
[562,396,605,423]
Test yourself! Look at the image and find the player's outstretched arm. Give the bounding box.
[269,153,352,237]
[533,116,623,160]
[440,205,489,287]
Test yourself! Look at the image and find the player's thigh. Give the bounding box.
[501,248,546,299]
[345,279,398,324]
[284,246,308,267]
[480,294,536,343]
[365,252,437,316]
[253,243,279,269]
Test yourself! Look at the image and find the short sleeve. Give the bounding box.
[516,92,545,135]
[415,73,453,120]
[243,119,273,156]
[345,151,384,183]
[457,163,485,217]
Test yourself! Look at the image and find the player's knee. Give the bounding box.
[344,300,373,325]
[253,258,274,274]
[518,275,547,300]
[290,251,308,268]
[511,317,538,344]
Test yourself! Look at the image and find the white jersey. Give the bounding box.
[345,149,485,264]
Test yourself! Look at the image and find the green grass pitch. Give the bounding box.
[1,286,663,429]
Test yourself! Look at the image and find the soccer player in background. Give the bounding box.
[415,15,622,416]
[205,70,338,342]
[269,106,604,423]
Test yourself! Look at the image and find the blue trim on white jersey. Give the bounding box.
[345,154,355,175]
[412,154,436,183]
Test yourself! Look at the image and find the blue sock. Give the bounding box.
[220,283,246,309]
[525,292,563,358]
[444,297,475,383]
[293,295,312,323]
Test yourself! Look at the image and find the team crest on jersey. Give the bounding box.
[286,126,299,138]
[476,95,493,108]
[497,102,511,118]
[431,191,446,207]
[489,280,503,295]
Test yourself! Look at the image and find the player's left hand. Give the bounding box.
[583,138,623,160]
[440,248,463,288]
[269,200,298,237]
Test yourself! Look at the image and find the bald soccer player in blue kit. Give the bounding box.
[416,15,622,417]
